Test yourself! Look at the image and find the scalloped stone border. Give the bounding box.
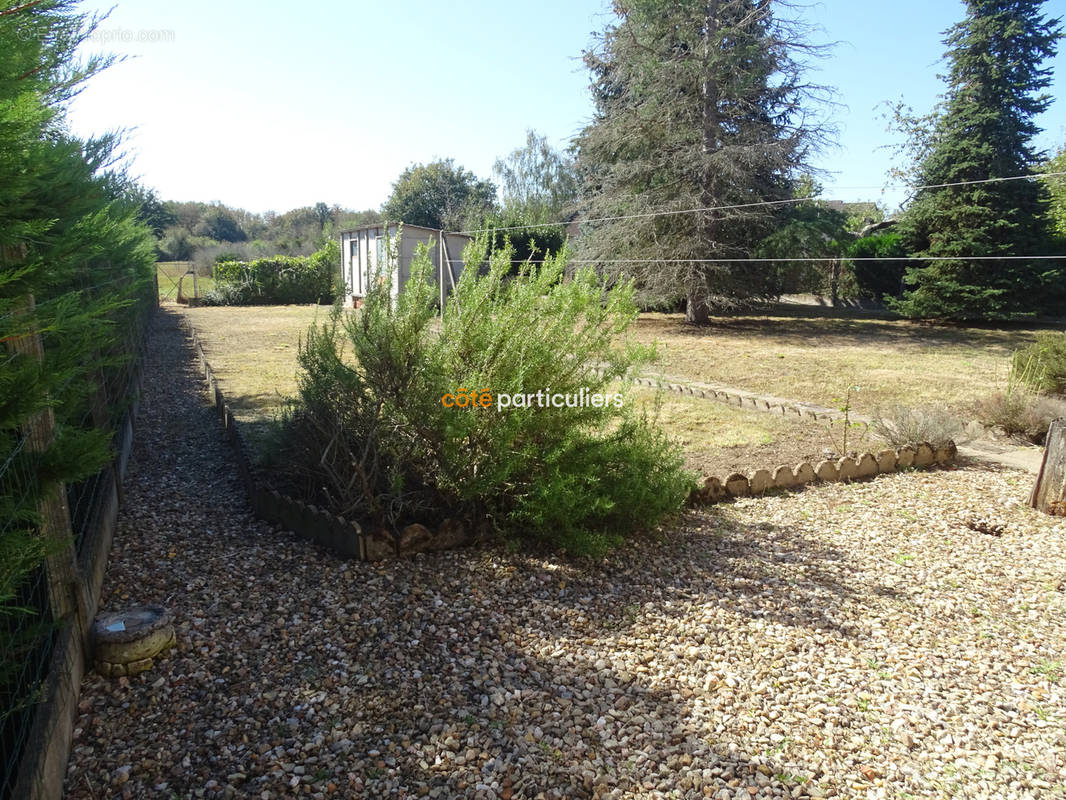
[689,441,957,504]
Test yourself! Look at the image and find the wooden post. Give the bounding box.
[5,294,80,622]
[1031,418,1066,516]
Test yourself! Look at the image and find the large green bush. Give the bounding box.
[206,240,339,305]
[275,235,694,556]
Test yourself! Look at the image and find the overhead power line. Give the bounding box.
[457,170,1066,235]
[445,255,1066,264]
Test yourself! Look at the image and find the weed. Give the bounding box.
[871,404,966,447]
[825,384,867,455]
[1031,661,1062,682]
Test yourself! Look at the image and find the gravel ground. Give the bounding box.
[64,309,1066,800]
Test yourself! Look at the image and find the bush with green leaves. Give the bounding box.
[274,234,694,556]
[205,240,339,305]
[1011,332,1066,396]
[845,232,907,303]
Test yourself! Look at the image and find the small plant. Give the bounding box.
[974,349,1066,443]
[871,404,966,447]
[974,392,1066,444]
[1012,332,1066,395]
[1031,660,1062,683]
[825,384,867,456]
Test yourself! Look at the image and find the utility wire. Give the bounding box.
[446,255,1066,264]
[457,170,1066,235]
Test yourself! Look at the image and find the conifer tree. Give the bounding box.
[575,0,830,322]
[893,0,1062,320]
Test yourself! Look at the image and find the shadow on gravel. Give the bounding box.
[489,510,891,644]
[397,644,812,799]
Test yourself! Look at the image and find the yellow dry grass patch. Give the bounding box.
[630,388,787,449]
[630,310,1047,415]
[181,305,335,441]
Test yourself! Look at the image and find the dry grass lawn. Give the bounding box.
[179,305,812,474]
[180,303,1044,475]
[630,308,1055,415]
[630,387,831,476]
[180,305,332,449]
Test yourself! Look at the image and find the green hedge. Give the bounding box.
[207,242,338,305]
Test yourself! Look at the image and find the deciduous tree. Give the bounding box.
[381,159,496,231]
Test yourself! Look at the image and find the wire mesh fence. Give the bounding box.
[0,272,155,800]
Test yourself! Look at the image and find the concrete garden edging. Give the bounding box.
[691,441,958,504]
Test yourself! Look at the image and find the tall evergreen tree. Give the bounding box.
[574,0,830,322]
[893,0,1062,321]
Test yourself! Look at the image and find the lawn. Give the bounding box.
[181,305,331,450]
[180,305,819,476]
[630,307,1056,416]
[180,303,1039,477]
[630,387,832,476]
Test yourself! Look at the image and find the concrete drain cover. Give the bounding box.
[91,605,176,677]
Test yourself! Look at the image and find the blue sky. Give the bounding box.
[65,0,1066,215]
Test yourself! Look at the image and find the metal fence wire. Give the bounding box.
[0,451,57,799]
[0,274,154,800]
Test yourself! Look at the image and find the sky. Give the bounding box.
[65,0,1066,216]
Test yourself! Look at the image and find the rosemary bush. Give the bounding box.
[275,234,693,556]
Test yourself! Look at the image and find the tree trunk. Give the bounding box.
[1031,418,1066,516]
[830,258,841,308]
[698,0,720,313]
[686,288,710,324]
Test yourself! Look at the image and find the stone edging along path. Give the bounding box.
[690,441,958,505]
[604,367,1044,476]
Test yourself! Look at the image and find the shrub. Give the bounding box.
[274,234,694,556]
[974,391,1066,444]
[845,232,907,303]
[1012,332,1066,396]
[871,404,967,447]
[209,240,339,305]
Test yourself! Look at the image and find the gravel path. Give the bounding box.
[65,309,1066,800]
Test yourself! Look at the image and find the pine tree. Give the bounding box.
[574,0,829,322]
[893,0,1062,321]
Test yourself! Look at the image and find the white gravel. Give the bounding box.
[64,310,1066,800]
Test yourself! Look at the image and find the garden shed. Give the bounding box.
[338,222,472,308]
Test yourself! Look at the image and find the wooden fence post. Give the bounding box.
[6,294,80,623]
[1031,418,1066,516]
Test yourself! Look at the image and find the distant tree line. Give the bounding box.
[155,0,1065,323]
[151,198,382,268]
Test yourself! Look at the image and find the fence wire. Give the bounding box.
[0,270,155,800]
